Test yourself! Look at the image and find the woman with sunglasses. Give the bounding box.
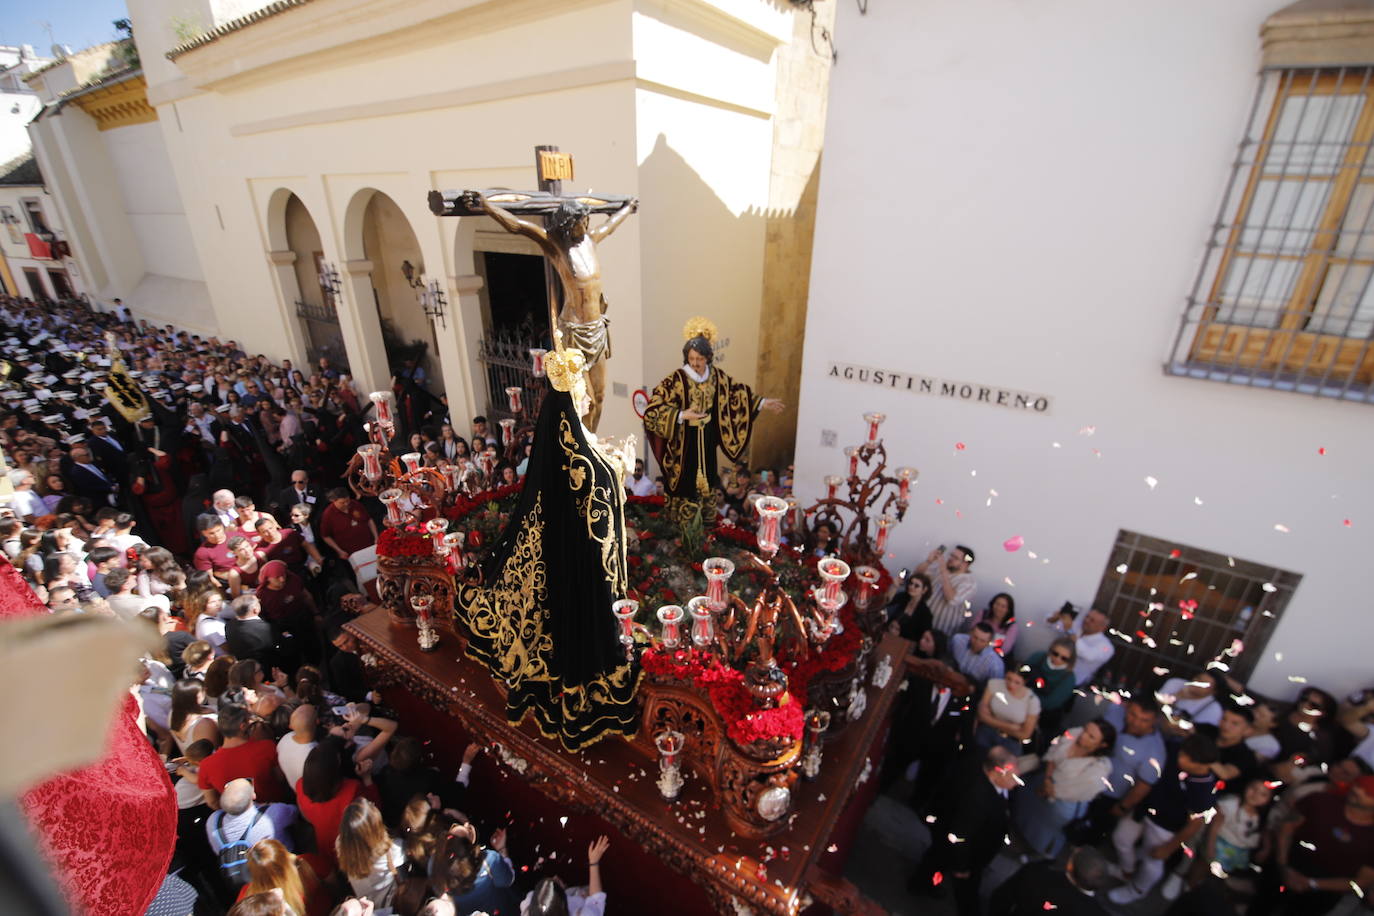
[1022,636,1078,742]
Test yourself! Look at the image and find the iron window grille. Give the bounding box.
[1168,66,1374,402]
[1088,529,1300,691]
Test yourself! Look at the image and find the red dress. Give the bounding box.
[295,777,379,870]
[319,501,375,556]
[0,564,177,915]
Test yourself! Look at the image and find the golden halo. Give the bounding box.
[682,316,718,343]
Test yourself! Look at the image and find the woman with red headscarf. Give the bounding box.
[257,560,321,664]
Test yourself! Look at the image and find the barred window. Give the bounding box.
[1089,530,1301,690]
[1169,67,1374,401]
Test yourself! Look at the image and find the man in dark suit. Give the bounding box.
[273,469,320,520]
[224,594,278,668]
[989,847,1111,916]
[61,443,117,505]
[910,745,1019,916]
[86,416,130,484]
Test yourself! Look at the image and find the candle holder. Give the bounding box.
[814,557,851,638]
[863,412,886,446]
[824,474,844,500]
[844,446,860,479]
[655,730,685,801]
[755,496,789,557]
[411,595,439,652]
[612,598,640,655]
[480,450,497,480]
[851,565,881,610]
[442,463,463,492]
[528,348,548,378]
[874,513,897,555]
[499,418,515,447]
[657,604,684,649]
[401,452,423,474]
[895,466,916,504]
[357,444,384,482]
[369,390,395,426]
[687,596,714,649]
[702,557,735,611]
[425,518,448,553]
[379,488,408,527]
[801,709,831,780]
[505,386,523,414]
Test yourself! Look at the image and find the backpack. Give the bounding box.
[214,806,267,887]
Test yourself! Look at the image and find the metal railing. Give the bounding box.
[475,332,540,421]
[1088,529,1300,691]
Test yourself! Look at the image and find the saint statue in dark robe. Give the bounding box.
[454,354,640,752]
[643,319,784,535]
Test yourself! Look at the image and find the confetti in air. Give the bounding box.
[955,442,966,451]
[1003,535,1024,552]
[1274,523,1290,533]
[1116,563,1128,574]
[1194,497,1204,505]
[1004,577,1015,587]
[1318,447,1327,455]
[1079,425,1096,436]
[1145,476,1158,490]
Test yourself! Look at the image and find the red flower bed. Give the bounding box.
[641,646,805,745]
[375,526,437,559]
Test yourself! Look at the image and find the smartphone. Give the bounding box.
[898,567,909,581]
[937,544,946,554]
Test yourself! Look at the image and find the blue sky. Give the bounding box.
[1,0,130,57]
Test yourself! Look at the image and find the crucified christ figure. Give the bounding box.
[461,190,637,431]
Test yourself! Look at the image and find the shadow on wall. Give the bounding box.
[634,135,813,472]
[635,133,817,473]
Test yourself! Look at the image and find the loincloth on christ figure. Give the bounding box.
[559,313,611,367]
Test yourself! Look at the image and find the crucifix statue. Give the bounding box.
[428,148,637,431]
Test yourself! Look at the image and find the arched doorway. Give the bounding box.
[283,193,348,372]
[354,191,437,388]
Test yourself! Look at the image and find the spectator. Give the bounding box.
[226,595,276,666]
[1021,637,1077,735]
[194,514,236,588]
[378,738,477,827]
[1013,718,1116,858]
[520,835,611,916]
[319,489,377,562]
[181,640,215,680]
[1070,693,1168,845]
[198,703,289,809]
[168,678,220,753]
[968,591,1018,657]
[327,623,371,703]
[914,544,977,635]
[227,535,262,595]
[206,778,299,858]
[975,664,1041,753]
[988,846,1112,916]
[336,797,404,907]
[188,589,231,654]
[86,545,120,596]
[909,745,1019,915]
[1069,608,1114,686]
[885,572,933,642]
[1254,774,1374,915]
[277,703,319,792]
[1159,670,1225,738]
[430,820,518,916]
[1340,690,1374,770]
[1108,733,1220,905]
[1193,777,1273,895]
[1273,686,1339,767]
[950,622,1004,686]
[298,736,379,872]
[1200,705,1260,789]
[1246,699,1282,763]
[627,459,655,497]
[237,839,330,916]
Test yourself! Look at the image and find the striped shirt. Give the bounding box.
[929,571,977,635]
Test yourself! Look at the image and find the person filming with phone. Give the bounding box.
[915,543,978,636]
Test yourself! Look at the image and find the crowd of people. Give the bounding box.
[0,295,615,916]
[5,295,1371,916]
[882,542,1374,916]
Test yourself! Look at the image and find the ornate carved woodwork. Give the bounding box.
[345,607,907,915]
[375,554,455,626]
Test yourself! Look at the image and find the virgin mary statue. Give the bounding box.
[454,341,641,751]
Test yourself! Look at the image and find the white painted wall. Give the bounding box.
[796,0,1374,700]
